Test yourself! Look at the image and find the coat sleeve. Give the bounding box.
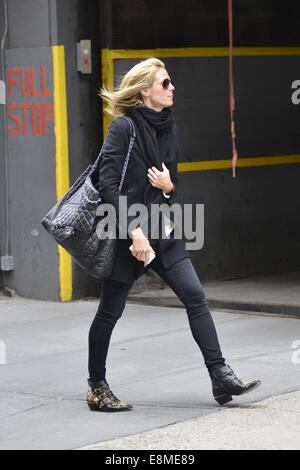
[98,117,139,237]
[162,124,180,205]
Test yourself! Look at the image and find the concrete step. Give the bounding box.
[128,271,300,318]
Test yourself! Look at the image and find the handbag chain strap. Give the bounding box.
[90,116,136,193]
[118,116,136,191]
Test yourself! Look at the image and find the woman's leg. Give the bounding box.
[88,277,132,385]
[150,257,226,373]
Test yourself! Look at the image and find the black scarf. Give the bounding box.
[126,106,176,249]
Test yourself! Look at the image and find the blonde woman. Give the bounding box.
[87,58,261,412]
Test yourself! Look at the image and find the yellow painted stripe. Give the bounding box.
[178,154,300,172]
[52,46,72,302]
[109,47,300,59]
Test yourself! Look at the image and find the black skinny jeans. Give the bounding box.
[88,257,226,385]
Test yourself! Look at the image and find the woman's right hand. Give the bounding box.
[131,228,155,264]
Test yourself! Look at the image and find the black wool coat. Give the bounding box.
[98,114,190,285]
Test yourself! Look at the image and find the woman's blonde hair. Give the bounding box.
[99,58,166,118]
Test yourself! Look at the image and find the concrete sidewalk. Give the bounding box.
[0,295,299,450]
[129,271,300,317]
[80,390,300,450]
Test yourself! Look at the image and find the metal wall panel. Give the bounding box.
[7,0,50,48]
[3,47,59,299]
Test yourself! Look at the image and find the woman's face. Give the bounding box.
[141,68,175,112]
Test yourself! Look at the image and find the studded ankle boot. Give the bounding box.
[209,365,261,405]
[87,379,133,412]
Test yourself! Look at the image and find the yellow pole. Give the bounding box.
[52,45,72,302]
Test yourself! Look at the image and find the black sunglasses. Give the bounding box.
[161,78,174,90]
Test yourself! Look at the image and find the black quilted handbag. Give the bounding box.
[41,117,136,278]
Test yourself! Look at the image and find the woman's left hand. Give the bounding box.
[148,163,174,193]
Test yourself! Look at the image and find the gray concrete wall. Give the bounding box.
[7,0,50,48]
[3,46,59,300]
[0,0,62,300]
[0,0,102,299]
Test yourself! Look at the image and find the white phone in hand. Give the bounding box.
[129,244,156,267]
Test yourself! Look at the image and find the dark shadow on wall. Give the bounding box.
[57,0,103,299]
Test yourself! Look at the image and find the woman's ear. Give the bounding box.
[140,88,151,98]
